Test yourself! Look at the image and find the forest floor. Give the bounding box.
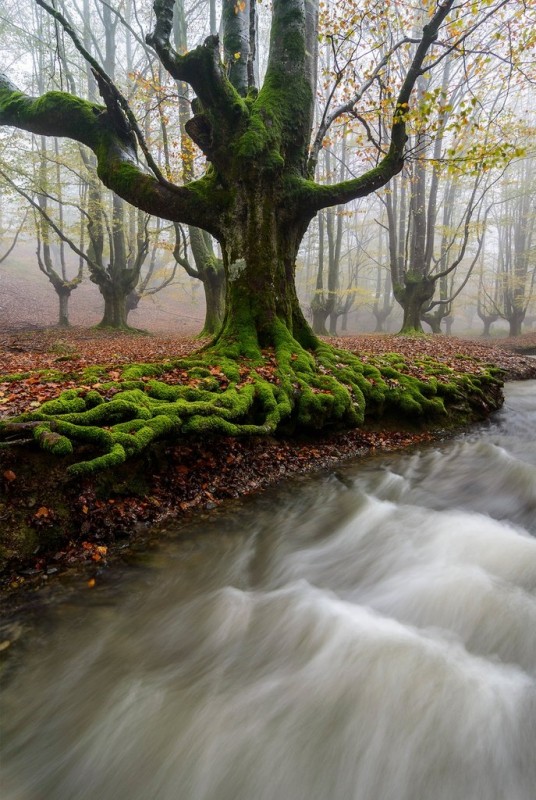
[1,327,536,611]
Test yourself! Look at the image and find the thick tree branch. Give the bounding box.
[34,0,178,191]
[222,0,251,96]
[258,0,316,172]
[0,209,27,264]
[0,75,224,235]
[146,0,244,119]
[308,37,417,175]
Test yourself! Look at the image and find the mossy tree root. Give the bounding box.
[0,337,504,477]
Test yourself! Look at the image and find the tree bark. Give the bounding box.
[480,314,497,338]
[57,288,71,327]
[509,310,525,338]
[311,307,329,336]
[396,276,436,333]
[214,180,316,353]
[98,286,129,329]
[201,267,226,337]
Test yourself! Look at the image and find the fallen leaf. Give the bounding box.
[3,470,16,482]
[35,506,50,518]
[87,578,96,588]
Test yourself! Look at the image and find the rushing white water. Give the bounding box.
[1,381,536,800]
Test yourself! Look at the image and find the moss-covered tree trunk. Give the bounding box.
[214,178,316,354]
[202,267,226,336]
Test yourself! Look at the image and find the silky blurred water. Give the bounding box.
[1,380,535,800]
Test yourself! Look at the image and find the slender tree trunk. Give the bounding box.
[328,312,337,336]
[311,213,329,335]
[201,268,226,336]
[57,289,71,327]
[481,317,495,337]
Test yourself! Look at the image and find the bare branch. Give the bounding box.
[308,37,417,174]
[299,0,457,213]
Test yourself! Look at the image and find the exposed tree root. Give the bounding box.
[0,333,504,478]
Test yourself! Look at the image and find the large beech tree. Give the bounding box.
[0,0,458,343]
[0,0,509,474]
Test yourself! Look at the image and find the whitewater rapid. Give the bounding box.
[1,380,535,800]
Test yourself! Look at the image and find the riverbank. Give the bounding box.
[1,330,535,608]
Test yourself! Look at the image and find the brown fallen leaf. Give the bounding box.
[35,506,50,518]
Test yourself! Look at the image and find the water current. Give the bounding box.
[1,380,535,800]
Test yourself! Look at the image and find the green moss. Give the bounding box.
[122,362,167,380]
[1,322,504,476]
[34,424,74,456]
[85,390,105,407]
[67,442,126,478]
[81,366,109,383]
[38,391,87,415]
[1,372,32,382]
[37,369,66,381]
[235,114,273,160]
[97,160,156,204]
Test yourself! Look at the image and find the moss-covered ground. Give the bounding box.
[2,328,535,595]
[0,333,505,478]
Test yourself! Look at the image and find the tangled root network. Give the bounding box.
[0,336,503,477]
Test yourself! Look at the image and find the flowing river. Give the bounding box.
[1,380,536,800]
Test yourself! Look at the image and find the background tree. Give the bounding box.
[381,53,522,333]
[476,238,501,337]
[493,156,536,336]
[371,223,395,333]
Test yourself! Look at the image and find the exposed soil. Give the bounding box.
[1,327,535,612]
